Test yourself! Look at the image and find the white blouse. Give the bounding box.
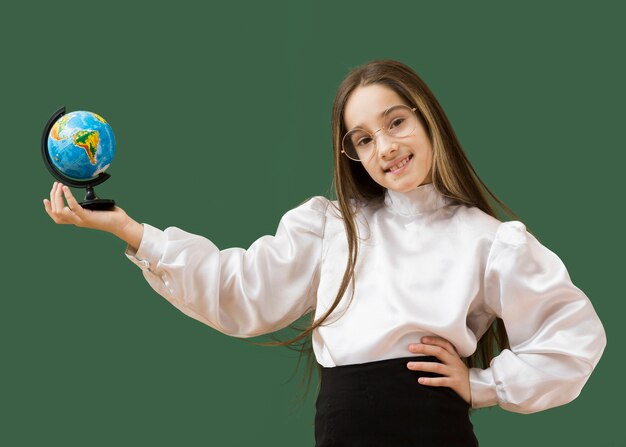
[125,182,606,413]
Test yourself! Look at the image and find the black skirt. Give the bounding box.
[315,355,478,447]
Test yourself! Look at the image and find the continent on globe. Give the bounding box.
[74,130,100,165]
[50,115,70,141]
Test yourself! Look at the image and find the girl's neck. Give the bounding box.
[384,183,452,216]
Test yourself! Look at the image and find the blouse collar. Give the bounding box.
[383,182,453,216]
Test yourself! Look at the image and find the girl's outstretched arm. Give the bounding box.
[45,180,328,338]
[123,194,329,338]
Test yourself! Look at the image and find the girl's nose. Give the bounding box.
[377,133,398,159]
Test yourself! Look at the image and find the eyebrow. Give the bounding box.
[348,104,405,131]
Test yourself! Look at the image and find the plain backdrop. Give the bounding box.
[2,1,623,445]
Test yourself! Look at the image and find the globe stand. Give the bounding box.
[81,185,116,210]
[41,107,116,211]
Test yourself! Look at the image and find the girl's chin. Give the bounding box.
[382,175,429,193]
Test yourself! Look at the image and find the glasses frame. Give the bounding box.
[341,104,418,162]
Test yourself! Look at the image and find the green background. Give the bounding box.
[2,1,623,445]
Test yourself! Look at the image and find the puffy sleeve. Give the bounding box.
[124,196,328,338]
[469,221,607,414]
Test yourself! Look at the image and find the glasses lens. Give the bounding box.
[384,105,417,138]
[342,129,374,161]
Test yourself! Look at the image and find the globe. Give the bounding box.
[47,110,116,181]
[41,107,116,210]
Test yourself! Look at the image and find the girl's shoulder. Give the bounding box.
[294,195,372,221]
[454,203,502,231]
[287,195,334,220]
[453,203,530,248]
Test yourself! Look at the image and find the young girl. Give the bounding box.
[43,59,606,446]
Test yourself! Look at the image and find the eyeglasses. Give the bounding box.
[341,104,418,161]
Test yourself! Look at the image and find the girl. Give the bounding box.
[43,59,606,446]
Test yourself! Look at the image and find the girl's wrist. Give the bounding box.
[115,218,144,251]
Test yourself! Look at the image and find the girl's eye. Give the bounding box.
[390,118,405,129]
[357,137,372,147]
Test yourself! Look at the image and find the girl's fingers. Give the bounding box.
[49,182,58,213]
[407,357,455,387]
[415,376,452,387]
[43,198,51,214]
[406,360,449,376]
[407,336,471,404]
[54,182,66,213]
[409,342,455,363]
[421,336,459,356]
[62,185,83,217]
[46,182,75,224]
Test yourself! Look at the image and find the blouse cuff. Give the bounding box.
[469,367,499,409]
[124,223,167,272]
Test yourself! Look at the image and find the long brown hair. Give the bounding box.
[255,59,518,402]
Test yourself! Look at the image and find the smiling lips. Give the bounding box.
[385,154,413,173]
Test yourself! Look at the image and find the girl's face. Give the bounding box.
[343,84,433,193]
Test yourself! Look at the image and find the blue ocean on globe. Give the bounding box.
[47,110,116,181]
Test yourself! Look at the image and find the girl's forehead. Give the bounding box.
[344,84,408,130]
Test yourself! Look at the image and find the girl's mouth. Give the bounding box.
[385,154,413,174]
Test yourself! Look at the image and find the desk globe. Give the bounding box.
[42,107,116,210]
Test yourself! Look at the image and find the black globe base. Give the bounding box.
[80,198,116,211]
[80,186,115,210]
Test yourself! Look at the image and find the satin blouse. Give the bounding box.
[124,182,606,413]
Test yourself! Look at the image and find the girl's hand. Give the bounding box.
[43,181,135,238]
[406,336,471,405]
